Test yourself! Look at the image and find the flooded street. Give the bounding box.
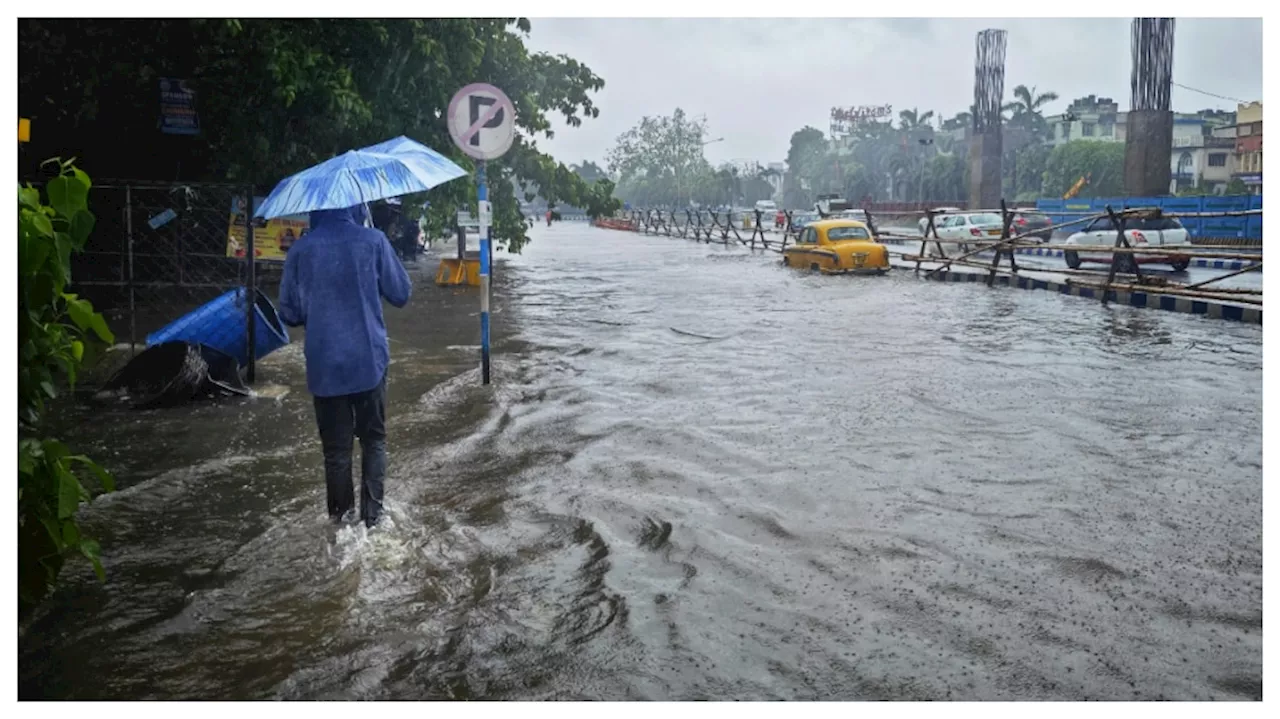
[20,223,1262,700]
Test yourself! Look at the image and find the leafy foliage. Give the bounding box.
[608,109,727,208]
[18,160,116,616]
[18,19,614,253]
[1042,140,1126,198]
[1002,85,1060,140]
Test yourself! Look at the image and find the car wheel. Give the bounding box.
[1170,257,1190,272]
[810,263,821,273]
[1064,250,1081,269]
[782,255,790,267]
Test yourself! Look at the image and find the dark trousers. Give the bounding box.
[313,376,387,527]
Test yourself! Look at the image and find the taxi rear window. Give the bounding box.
[828,226,871,241]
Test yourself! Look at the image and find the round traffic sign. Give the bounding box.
[447,83,516,161]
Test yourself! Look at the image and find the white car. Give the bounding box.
[917,207,963,235]
[1063,216,1190,272]
[925,212,1006,254]
[754,200,778,216]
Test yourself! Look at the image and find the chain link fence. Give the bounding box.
[67,181,279,376]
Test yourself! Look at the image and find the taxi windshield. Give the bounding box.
[827,226,871,241]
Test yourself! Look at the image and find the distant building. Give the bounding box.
[1044,95,1243,194]
[1231,102,1262,193]
[1044,96,1124,146]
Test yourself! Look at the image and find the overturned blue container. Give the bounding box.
[146,288,290,368]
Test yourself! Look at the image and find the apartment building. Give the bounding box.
[1232,101,1262,193]
[1045,96,1124,145]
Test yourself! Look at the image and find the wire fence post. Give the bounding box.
[244,186,257,384]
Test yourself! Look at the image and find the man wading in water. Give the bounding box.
[278,203,412,528]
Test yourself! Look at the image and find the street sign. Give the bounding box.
[159,77,200,136]
[447,83,516,161]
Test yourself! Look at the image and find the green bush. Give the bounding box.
[18,159,116,616]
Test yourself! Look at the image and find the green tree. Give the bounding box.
[1009,142,1051,199]
[18,19,610,253]
[608,108,715,208]
[922,154,968,202]
[18,160,116,616]
[1042,140,1125,198]
[897,108,935,131]
[570,160,608,183]
[1225,178,1250,195]
[782,126,829,208]
[1002,85,1059,140]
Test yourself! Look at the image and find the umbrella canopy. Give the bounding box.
[255,138,467,219]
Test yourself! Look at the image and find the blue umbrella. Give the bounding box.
[255,137,468,219]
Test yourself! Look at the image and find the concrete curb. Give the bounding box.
[977,247,1261,271]
[896,264,1262,324]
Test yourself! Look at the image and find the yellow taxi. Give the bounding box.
[782,219,890,275]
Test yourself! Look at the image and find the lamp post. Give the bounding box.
[917,137,934,203]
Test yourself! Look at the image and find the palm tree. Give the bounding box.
[898,108,935,131]
[1002,85,1059,139]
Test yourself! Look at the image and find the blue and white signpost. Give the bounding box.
[448,83,516,385]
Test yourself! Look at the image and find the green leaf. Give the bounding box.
[64,294,115,343]
[42,439,71,463]
[70,455,116,493]
[56,466,85,519]
[29,210,54,238]
[70,210,96,248]
[41,380,57,399]
[47,173,90,217]
[19,185,41,209]
[62,520,81,547]
[20,232,52,276]
[40,517,67,553]
[71,340,84,362]
[80,540,106,582]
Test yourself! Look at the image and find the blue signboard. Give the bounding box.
[159,77,200,135]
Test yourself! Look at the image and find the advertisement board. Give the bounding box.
[226,196,310,262]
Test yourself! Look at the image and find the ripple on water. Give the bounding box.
[20,225,1261,700]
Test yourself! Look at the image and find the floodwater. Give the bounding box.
[20,223,1263,700]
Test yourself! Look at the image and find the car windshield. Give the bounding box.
[968,213,1002,225]
[827,226,871,241]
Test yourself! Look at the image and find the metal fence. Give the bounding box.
[67,181,271,379]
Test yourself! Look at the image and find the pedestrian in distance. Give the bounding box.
[278,203,412,529]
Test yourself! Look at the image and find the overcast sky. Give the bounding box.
[523,17,1263,168]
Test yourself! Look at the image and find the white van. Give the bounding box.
[754,200,778,216]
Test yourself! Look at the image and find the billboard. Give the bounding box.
[226,196,310,262]
[830,105,893,136]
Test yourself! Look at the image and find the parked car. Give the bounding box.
[917,207,963,235]
[782,219,890,275]
[1063,216,1190,271]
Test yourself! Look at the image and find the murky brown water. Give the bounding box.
[20,223,1263,700]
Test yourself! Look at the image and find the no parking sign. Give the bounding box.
[447,83,516,386]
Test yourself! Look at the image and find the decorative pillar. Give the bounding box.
[968,29,1007,210]
[1124,18,1175,196]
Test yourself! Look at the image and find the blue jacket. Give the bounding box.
[277,205,412,398]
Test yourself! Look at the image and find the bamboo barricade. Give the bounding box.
[604,202,1261,312]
